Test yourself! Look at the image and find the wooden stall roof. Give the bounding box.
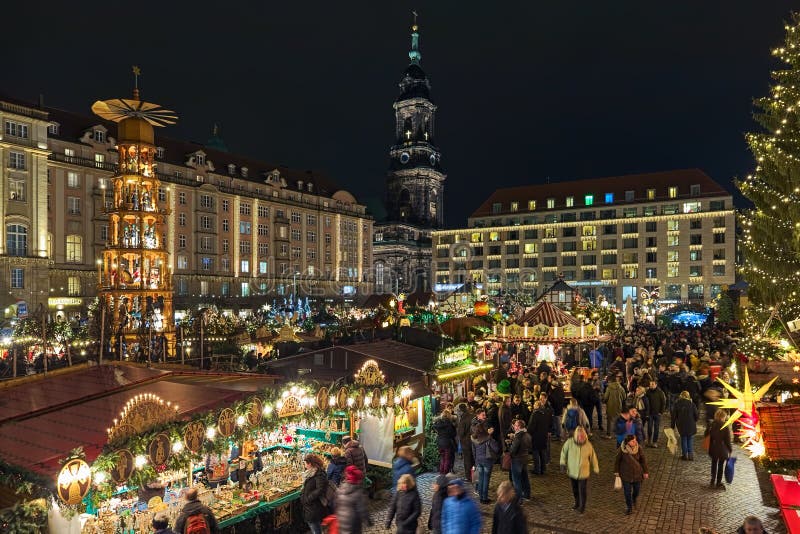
[517,301,580,327]
[759,403,800,461]
[0,364,280,478]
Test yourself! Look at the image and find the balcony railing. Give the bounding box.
[48,152,118,172]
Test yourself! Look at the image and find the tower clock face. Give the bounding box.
[400,152,410,164]
[429,154,437,166]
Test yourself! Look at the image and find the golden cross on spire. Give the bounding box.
[132,65,141,99]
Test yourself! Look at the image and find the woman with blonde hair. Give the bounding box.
[559,426,599,513]
[706,408,732,489]
[492,480,527,534]
[671,390,699,460]
[385,473,421,534]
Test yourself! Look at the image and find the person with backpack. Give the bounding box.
[603,375,626,439]
[336,466,372,534]
[174,487,220,534]
[301,454,329,534]
[563,398,589,437]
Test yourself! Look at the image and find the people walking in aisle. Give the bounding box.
[471,408,500,504]
[527,400,550,475]
[441,478,482,534]
[613,434,649,515]
[427,474,450,534]
[392,446,418,492]
[559,426,600,514]
[434,409,458,474]
[336,466,372,534]
[613,406,644,446]
[491,480,527,534]
[563,398,590,438]
[589,370,604,431]
[508,418,532,500]
[301,454,329,534]
[385,473,421,534]
[603,375,626,439]
[671,390,699,460]
[644,381,666,447]
[706,408,732,489]
[456,403,475,482]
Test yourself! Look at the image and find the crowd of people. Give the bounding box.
[135,323,771,534]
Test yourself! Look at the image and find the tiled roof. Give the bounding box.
[0,93,343,198]
[759,403,800,461]
[470,169,730,218]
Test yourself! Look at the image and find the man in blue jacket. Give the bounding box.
[441,479,482,534]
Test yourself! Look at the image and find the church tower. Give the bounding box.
[373,15,443,295]
[385,16,445,227]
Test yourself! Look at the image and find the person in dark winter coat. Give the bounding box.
[326,447,347,486]
[455,403,475,482]
[427,474,450,534]
[527,401,550,475]
[392,446,417,492]
[508,419,532,500]
[492,481,527,534]
[671,391,699,460]
[301,454,329,534]
[342,436,368,473]
[613,435,649,515]
[706,408,733,489]
[336,466,372,534]
[613,407,644,446]
[548,377,566,439]
[441,478,482,534]
[385,473,421,534]
[644,382,667,447]
[434,410,458,474]
[174,487,220,534]
[471,409,500,504]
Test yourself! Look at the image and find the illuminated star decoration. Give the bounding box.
[709,368,777,458]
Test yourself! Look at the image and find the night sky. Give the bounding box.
[3,1,797,226]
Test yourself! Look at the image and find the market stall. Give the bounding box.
[0,363,421,532]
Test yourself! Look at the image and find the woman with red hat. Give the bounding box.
[336,465,372,534]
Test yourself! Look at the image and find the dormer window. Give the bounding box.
[93,130,105,143]
[307,182,313,192]
[297,180,304,191]
[156,147,164,159]
[47,123,60,136]
[241,167,248,178]
[690,184,701,196]
[228,163,236,175]
[195,154,205,166]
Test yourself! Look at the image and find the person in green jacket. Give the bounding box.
[559,426,600,513]
[603,375,626,439]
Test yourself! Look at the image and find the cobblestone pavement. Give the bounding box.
[362,419,786,534]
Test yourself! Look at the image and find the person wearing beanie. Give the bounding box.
[152,511,177,534]
[336,465,372,534]
[427,474,451,534]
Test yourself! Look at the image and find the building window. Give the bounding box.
[492,202,502,214]
[7,224,27,257]
[258,224,269,236]
[710,200,725,211]
[259,206,270,218]
[713,233,726,244]
[307,231,316,242]
[201,257,213,271]
[200,215,213,230]
[177,255,188,269]
[646,251,657,263]
[690,234,702,245]
[100,225,109,242]
[240,241,251,254]
[625,190,634,201]
[176,279,188,295]
[584,194,594,206]
[291,212,301,223]
[65,172,79,188]
[178,192,186,205]
[240,282,250,296]
[9,178,25,201]
[546,198,555,209]
[667,235,679,246]
[646,188,656,200]
[220,219,228,232]
[241,259,250,273]
[690,184,701,196]
[240,221,251,234]
[178,234,186,248]
[94,153,105,168]
[713,265,725,276]
[240,203,251,215]
[93,130,105,143]
[48,123,59,135]
[156,146,164,158]
[178,213,186,226]
[200,236,213,251]
[713,248,725,260]
[67,276,81,296]
[222,199,229,212]
[10,268,23,289]
[9,151,25,170]
[200,195,213,209]
[645,221,657,232]
[67,197,81,215]
[5,121,28,138]
[566,196,574,207]
[667,265,680,278]
[158,187,166,202]
[258,242,269,255]
[259,260,269,274]
[528,200,536,210]
[510,201,519,212]
[291,229,301,241]
[325,233,332,244]
[195,154,205,166]
[668,186,678,198]
[667,250,679,262]
[690,250,702,261]
[667,220,679,231]
[66,235,83,263]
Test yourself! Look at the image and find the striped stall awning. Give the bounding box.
[517,300,580,327]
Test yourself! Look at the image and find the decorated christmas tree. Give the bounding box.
[738,14,800,310]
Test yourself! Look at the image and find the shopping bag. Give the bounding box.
[724,457,737,484]
[663,428,678,455]
[614,475,622,491]
[702,434,710,452]
[501,451,512,471]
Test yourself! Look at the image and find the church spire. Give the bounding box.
[408,10,421,65]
